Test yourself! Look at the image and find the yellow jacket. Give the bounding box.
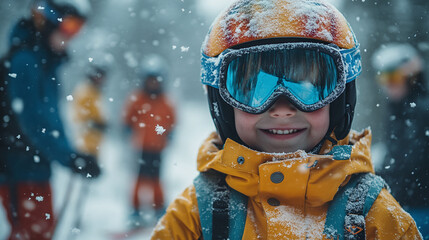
[151,129,421,239]
[72,81,105,155]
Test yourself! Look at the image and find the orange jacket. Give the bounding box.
[73,81,105,155]
[124,91,175,152]
[151,129,422,239]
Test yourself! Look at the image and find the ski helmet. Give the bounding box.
[372,43,424,86]
[31,0,90,36]
[138,54,169,94]
[201,0,361,145]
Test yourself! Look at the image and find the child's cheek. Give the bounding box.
[306,105,330,135]
[234,109,259,143]
[235,110,256,130]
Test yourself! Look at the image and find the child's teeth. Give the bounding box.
[269,129,297,135]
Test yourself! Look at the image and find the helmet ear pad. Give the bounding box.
[207,86,243,145]
[330,80,356,140]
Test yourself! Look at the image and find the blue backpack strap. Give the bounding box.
[323,173,387,240]
[194,170,248,240]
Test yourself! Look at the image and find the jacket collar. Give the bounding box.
[197,129,374,207]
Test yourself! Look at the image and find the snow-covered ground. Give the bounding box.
[0,101,214,240]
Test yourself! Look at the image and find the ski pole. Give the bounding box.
[51,173,77,239]
[67,179,91,240]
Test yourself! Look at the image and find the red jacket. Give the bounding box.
[124,91,175,152]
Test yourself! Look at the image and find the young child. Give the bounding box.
[372,43,429,237]
[151,0,422,239]
[123,55,176,227]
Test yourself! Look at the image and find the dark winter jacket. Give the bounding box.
[379,79,429,209]
[0,19,74,182]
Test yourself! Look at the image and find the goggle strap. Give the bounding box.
[340,44,362,83]
[343,23,362,82]
[201,52,220,88]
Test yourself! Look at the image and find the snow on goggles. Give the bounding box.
[201,42,362,113]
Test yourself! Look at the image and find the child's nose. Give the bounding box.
[268,97,297,118]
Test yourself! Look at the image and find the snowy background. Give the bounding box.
[0,0,428,239]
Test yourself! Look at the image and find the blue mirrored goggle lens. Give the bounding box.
[226,48,338,109]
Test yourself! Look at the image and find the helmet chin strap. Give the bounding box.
[309,131,338,154]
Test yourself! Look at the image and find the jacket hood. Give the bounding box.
[197,129,374,207]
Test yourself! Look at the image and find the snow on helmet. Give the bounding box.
[138,54,169,82]
[203,0,356,57]
[372,43,424,85]
[201,0,360,146]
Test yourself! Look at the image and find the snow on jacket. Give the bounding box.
[151,129,421,239]
[124,91,175,152]
[72,81,106,155]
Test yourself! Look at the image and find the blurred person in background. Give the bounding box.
[372,43,429,237]
[72,61,108,158]
[0,0,100,239]
[123,54,176,229]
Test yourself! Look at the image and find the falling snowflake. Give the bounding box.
[89,57,94,62]
[36,196,44,202]
[8,73,17,78]
[66,95,74,101]
[34,155,40,163]
[51,130,60,138]
[45,213,51,220]
[155,124,166,135]
[410,102,416,108]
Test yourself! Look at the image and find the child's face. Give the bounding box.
[234,97,329,153]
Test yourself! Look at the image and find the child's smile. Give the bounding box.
[264,128,303,136]
[234,97,330,153]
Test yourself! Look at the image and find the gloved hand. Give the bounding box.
[70,153,101,179]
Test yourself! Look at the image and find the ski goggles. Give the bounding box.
[377,70,407,86]
[59,16,84,37]
[201,42,362,113]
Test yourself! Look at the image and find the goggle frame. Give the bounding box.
[201,42,362,113]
